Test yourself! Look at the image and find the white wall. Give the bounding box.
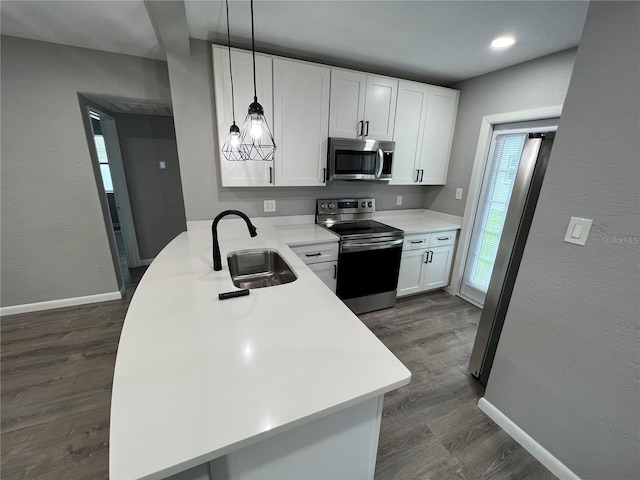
[0,36,171,308]
[426,48,577,216]
[483,2,640,478]
[168,38,430,222]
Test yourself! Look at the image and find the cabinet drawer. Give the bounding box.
[429,231,456,247]
[290,242,339,264]
[403,234,430,250]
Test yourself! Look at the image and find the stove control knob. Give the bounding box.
[328,203,335,209]
[361,201,366,207]
[320,203,327,210]
[368,201,373,207]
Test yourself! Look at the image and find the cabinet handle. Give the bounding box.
[269,166,273,184]
[424,251,429,264]
[419,169,424,182]
[437,237,450,241]
[358,121,364,137]
[323,167,327,183]
[429,251,434,263]
[305,252,322,257]
[364,121,369,136]
[333,264,337,279]
[410,240,424,244]
[415,169,420,182]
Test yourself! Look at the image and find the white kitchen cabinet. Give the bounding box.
[419,86,459,184]
[390,82,459,185]
[423,245,454,290]
[397,231,457,297]
[329,69,398,141]
[397,248,429,296]
[290,242,339,293]
[213,45,274,187]
[273,58,330,186]
[308,261,338,292]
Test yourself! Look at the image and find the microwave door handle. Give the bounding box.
[375,148,384,178]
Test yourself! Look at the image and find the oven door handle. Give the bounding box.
[341,238,403,253]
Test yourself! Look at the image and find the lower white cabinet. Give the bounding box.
[308,261,338,293]
[397,231,456,297]
[290,242,338,293]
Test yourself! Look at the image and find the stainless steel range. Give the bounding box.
[317,198,404,314]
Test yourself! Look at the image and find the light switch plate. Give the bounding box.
[396,195,403,206]
[264,200,276,212]
[564,217,593,246]
[455,188,463,200]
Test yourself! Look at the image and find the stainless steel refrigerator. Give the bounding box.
[468,132,555,385]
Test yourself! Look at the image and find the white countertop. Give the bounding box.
[374,209,462,235]
[110,222,410,480]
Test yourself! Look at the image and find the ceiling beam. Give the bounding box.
[144,0,190,57]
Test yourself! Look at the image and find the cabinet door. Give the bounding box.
[329,69,366,139]
[417,87,459,185]
[423,245,454,290]
[363,76,398,141]
[308,261,337,293]
[273,59,330,186]
[390,81,429,185]
[397,249,428,297]
[213,46,273,187]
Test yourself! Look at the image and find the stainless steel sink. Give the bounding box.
[227,249,297,289]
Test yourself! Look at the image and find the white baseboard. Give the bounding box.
[1,291,123,317]
[477,398,580,480]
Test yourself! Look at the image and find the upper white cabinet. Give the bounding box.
[213,45,273,187]
[390,81,459,185]
[273,58,330,186]
[329,69,398,141]
[212,45,458,188]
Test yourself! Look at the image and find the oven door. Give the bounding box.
[336,237,403,300]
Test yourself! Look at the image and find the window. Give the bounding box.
[90,111,114,193]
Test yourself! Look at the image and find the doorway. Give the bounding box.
[87,107,143,289]
[459,119,558,308]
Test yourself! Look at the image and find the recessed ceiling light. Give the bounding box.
[491,36,516,49]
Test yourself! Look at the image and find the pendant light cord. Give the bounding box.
[225,0,236,125]
[250,0,257,102]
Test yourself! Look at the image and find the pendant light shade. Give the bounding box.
[221,0,244,161]
[221,122,243,161]
[239,0,275,161]
[239,98,275,161]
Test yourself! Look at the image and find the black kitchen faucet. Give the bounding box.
[211,210,258,271]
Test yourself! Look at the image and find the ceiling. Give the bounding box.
[1,0,589,85]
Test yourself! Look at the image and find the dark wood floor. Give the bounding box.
[1,282,554,480]
[360,292,555,480]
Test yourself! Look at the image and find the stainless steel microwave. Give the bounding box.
[328,138,395,181]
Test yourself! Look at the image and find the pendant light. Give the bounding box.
[239,0,275,161]
[220,0,243,161]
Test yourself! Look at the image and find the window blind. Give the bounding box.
[468,133,526,290]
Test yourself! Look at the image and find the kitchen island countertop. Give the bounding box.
[110,221,411,480]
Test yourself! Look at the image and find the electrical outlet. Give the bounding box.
[455,188,463,200]
[263,200,276,212]
[396,195,403,206]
